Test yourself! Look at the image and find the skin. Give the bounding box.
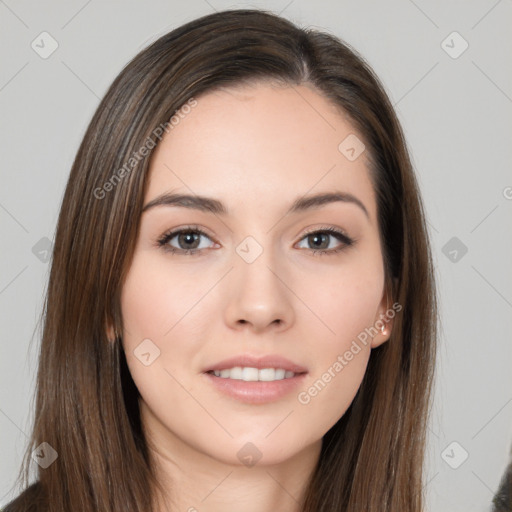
[110,82,393,512]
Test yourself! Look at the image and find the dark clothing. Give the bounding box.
[492,461,512,512]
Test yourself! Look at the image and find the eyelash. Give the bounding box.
[155,224,355,257]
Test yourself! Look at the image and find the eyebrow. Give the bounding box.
[142,191,369,219]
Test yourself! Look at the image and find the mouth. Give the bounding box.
[206,366,305,381]
[203,366,308,404]
[201,354,308,404]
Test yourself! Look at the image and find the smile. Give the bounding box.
[203,369,307,404]
[208,366,299,381]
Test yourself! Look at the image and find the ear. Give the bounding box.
[370,280,396,349]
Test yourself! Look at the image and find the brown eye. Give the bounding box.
[157,227,215,255]
[176,232,201,250]
[296,227,354,255]
[306,232,330,250]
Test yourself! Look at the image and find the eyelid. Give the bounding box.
[158,224,216,240]
[299,224,352,240]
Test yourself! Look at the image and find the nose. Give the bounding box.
[223,247,295,334]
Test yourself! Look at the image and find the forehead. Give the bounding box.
[145,82,376,220]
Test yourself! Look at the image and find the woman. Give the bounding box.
[4,8,437,511]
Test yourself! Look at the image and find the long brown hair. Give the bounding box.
[5,8,437,511]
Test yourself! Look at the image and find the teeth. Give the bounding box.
[211,366,298,381]
[260,368,277,381]
[242,367,259,381]
[274,369,286,380]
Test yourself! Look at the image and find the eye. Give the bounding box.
[296,226,355,256]
[156,225,355,256]
[156,225,216,255]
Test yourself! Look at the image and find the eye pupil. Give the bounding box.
[179,232,200,249]
[309,233,328,249]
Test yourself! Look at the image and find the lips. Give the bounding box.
[201,354,308,404]
[202,354,308,374]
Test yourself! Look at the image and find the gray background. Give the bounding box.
[1,1,511,510]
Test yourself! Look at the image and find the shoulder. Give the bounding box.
[2,482,44,512]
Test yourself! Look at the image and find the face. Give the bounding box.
[113,82,393,468]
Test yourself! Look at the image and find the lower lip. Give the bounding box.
[202,371,307,404]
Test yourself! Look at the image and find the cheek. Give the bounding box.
[301,258,384,350]
[297,350,370,435]
[293,260,383,426]
[120,254,212,338]
[119,255,197,383]
[119,251,223,382]
[118,256,211,431]
[294,317,372,437]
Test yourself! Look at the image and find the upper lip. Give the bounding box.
[203,354,308,374]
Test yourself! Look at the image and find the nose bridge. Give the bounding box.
[236,233,284,299]
[225,232,294,330]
